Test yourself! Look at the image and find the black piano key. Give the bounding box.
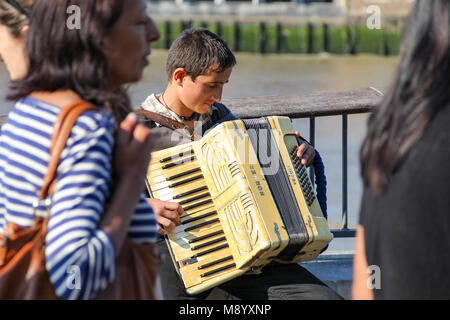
[182,211,217,225]
[168,174,203,188]
[179,192,211,206]
[161,162,176,169]
[191,236,227,251]
[191,243,229,259]
[162,156,196,169]
[183,199,212,211]
[188,230,224,244]
[178,257,198,267]
[184,218,219,232]
[173,186,208,199]
[200,263,236,277]
[166,167,202,181]
[198,255,233,270]
[160,149,194,163]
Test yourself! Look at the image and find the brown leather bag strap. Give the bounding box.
[135,108,187,131]
[40,100,97,200]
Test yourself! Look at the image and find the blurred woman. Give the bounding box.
[0,0,32,80]
[0,0,161,299]
[353,0,450,299]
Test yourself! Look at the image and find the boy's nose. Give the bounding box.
[211,95,222,103]
[212,88,223,102]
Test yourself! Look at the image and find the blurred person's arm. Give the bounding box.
[100,113,153,252]
[352,226,374,300]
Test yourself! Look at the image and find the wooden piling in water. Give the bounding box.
[260,22,267,54]
[323,24,330,53]
[276,23,283,53]
[234,22,240,52]
[307,23,314,54]
[216,21,222,38]
[164,21,171,50]
[154,19,401,56]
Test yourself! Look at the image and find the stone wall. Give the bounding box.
[147,2,347,25]
[346,0,414,17]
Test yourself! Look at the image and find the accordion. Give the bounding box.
[146,116,332,295]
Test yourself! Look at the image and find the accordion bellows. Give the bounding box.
[146,116,332,295]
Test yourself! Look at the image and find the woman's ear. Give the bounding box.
[19,25,29,43]
[172,68,187,87]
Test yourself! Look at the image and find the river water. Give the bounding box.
[1,51,399,249]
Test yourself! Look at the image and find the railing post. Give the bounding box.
[309,116,315,187]
[342,114,348,229]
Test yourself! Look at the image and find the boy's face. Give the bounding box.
[178,67,232,115]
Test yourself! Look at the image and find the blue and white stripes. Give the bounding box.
[0,96,157,299]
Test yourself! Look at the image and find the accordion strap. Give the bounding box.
[136,108,187,131]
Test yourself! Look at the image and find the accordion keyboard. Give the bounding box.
[146,146,242,290]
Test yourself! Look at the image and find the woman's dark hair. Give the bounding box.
[0,0,33,37]
[360,0,450,194]
[7,0,131,121]
[166,28,236,80]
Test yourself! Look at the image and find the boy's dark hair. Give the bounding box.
[166,28,236,80]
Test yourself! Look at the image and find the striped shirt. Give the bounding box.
[0,96,157,300]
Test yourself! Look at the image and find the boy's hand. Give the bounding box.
[146,198,184,235]
[295,131,316,167]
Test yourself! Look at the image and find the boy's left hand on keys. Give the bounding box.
[295,131,316,167]
[146,198,184,235]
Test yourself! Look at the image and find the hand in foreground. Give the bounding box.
[114,112,153,180]
[295,131,316,167]
[146,198,184,235]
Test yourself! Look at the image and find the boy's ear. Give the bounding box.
[172,68,187,86]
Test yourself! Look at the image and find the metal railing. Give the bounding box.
[223,86,386,238]
[0,87,385,238]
